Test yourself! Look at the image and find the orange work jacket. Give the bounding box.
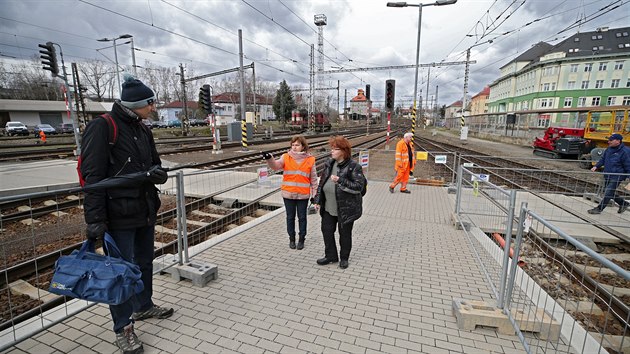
[395,139,415,172]
[281,154,315,197]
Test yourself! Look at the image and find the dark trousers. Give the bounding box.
[321,210,354,261]
[107,226,155,333]
[597,177,628,210]
[283,198,308,241]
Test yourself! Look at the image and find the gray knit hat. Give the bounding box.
[120,73,156,109]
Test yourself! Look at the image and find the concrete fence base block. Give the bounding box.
[451,213,470,231]
[453,299,561,341]
[452,298,514,335]
[153,254,218,287]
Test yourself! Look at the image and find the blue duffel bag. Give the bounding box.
[49,232,144,305]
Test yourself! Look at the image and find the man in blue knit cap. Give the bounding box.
[80,74,173,354]
[588,133,630,214]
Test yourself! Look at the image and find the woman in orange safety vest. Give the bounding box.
[389,132,415,194]
[38,130,47,144]
[263,135,318,250]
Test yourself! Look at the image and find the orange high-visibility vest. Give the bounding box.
[395,139,414,171]
[281,154,315,196]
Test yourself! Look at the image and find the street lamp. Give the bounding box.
[387,0,457,136]
[97,34,133,96]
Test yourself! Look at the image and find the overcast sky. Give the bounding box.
[1,0,628,109]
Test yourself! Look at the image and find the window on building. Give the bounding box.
[584,63,593,72]
[542,83,550,91]
[564,97,573,107]
[567,81,576,89]
[614,61,624,70]
[581,81,589,89]
[551,83,556,91]
[595,80,604,88]
[626,78,630,87]
[624,96,630,105]
[578,97,587,107]
[598,62,608,71]
[570,64,578,72]
[607,97,617,106]
[611,79,620,88]
[591,97,601,106]
[537,115,550,128]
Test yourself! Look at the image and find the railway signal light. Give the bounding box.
[385,80,395,111]
[38,42,59,77]
[199,84,212,114]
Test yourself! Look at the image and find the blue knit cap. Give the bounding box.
[120,73,156,109]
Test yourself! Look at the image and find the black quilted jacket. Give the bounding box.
[314,157,365,225]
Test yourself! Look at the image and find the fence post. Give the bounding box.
[455,164,463,215]
[175,171,189,264]
[451,152,458,185]
[505,201,528,310]
[497,189,517,309]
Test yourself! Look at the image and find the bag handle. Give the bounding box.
[103,232,125,259]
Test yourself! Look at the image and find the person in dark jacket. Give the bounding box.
[588,133,630,214]
[313,136,366,269]
[81,74,173,354]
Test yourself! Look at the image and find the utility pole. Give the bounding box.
[460,48,471,140]
[179,63,189,136]
[238,29,248,151]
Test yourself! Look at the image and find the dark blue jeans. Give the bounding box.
[107,226,155,333]
[597,177,628,210]
[283,198,308,241]
[321,210,354,261]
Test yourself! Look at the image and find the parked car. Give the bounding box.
[189,119,208,127]
[4,122,29,136]
[154,121,168,128]
[57,123,74,134]
[167,119,182,128]
[33,124,57,136]
[141,119,153,129]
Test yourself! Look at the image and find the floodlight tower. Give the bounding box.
[314,14,327,112]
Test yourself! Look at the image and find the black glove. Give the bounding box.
[410,171,413,176]
[261,152,272,160]
[310,197,315,204]
[86,222,107,241]
[147,165,168,184]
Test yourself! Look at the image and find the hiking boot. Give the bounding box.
[400,189,411,194]
[132,305,174,321]
[619,204,628,214]
[587,208,602,215]
[115,324,143,354]
[297,241,304,250]
[389,186,394,193]
[289,241,296,249]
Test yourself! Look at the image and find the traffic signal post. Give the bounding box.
[200,85,222,154]
[39,41,82,156]
[385,79,396,149]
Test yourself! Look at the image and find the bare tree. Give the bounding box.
[78,59,115,101]
[0,57,61,100]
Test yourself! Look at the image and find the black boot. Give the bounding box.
[297,237,305,250]
[289,237,296,249]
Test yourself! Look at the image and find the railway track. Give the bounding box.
[0,131,391,330]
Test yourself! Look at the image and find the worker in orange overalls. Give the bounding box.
[389,132,415,194]
[38,130,47,144]
[263,135,318,250]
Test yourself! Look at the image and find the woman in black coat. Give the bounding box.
[313,136,366,269]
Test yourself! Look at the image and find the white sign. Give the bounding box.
[460,126,469,140]
[434,155,447,164]
[257,167,269,183]
[471,173,490,183]
[359,150,369,168]
[463,162,475,168]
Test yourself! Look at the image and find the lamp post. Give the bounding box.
[387,0,457,138]
[97,34,133,95]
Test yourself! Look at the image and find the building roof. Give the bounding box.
[351,89,368,102]
[159,101,198,109]
[212,92,273,105]
[471,86,490,100]
[551,26,630,58]
[447,100,462,108]
[501,42,554,69]
[0,99,111,112]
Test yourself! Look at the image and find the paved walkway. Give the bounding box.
[6,181,524,354]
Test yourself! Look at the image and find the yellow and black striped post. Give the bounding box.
[411,103,417,143]
[241,120,248,151]
[461,115,465,129]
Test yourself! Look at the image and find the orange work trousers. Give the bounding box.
[390,168,411,191]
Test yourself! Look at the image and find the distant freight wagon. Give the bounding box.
[288,109,331,132]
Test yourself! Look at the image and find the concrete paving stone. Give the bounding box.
[380,343,407,353]
[313,335,341,349]
[304,325,331,338]
[435,338,466,352]
[300,316,324,328]
[396,324,423,336]
[34,332,63,346]
[384,328,409,340]
[355,337,382,351]
[280,346,309,354]
[368,332,396,346]
[236,343,265,354]
[256,338,283,352]
[215,336,242,351]
[357,323,385,336]
[336,317,361,330]
[213,325,239,340]
[175,315,200,329]
[50,337,80,352]
[74,333,103,349]
[252,328,278,342]
[90,340,118,354]
[174,347,204,354]
[344,327,371,340]
[339,341,368,354]
[231,322,257,335]
[283,320,309,333]
[330,331,358,345]
[273,333,300,348]
[297,340,326,353]
[174,333,203,348]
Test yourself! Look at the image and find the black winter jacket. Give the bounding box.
[314,157,365,225]
[81,102,162,230]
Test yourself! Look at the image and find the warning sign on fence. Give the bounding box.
[359,150,369,168]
